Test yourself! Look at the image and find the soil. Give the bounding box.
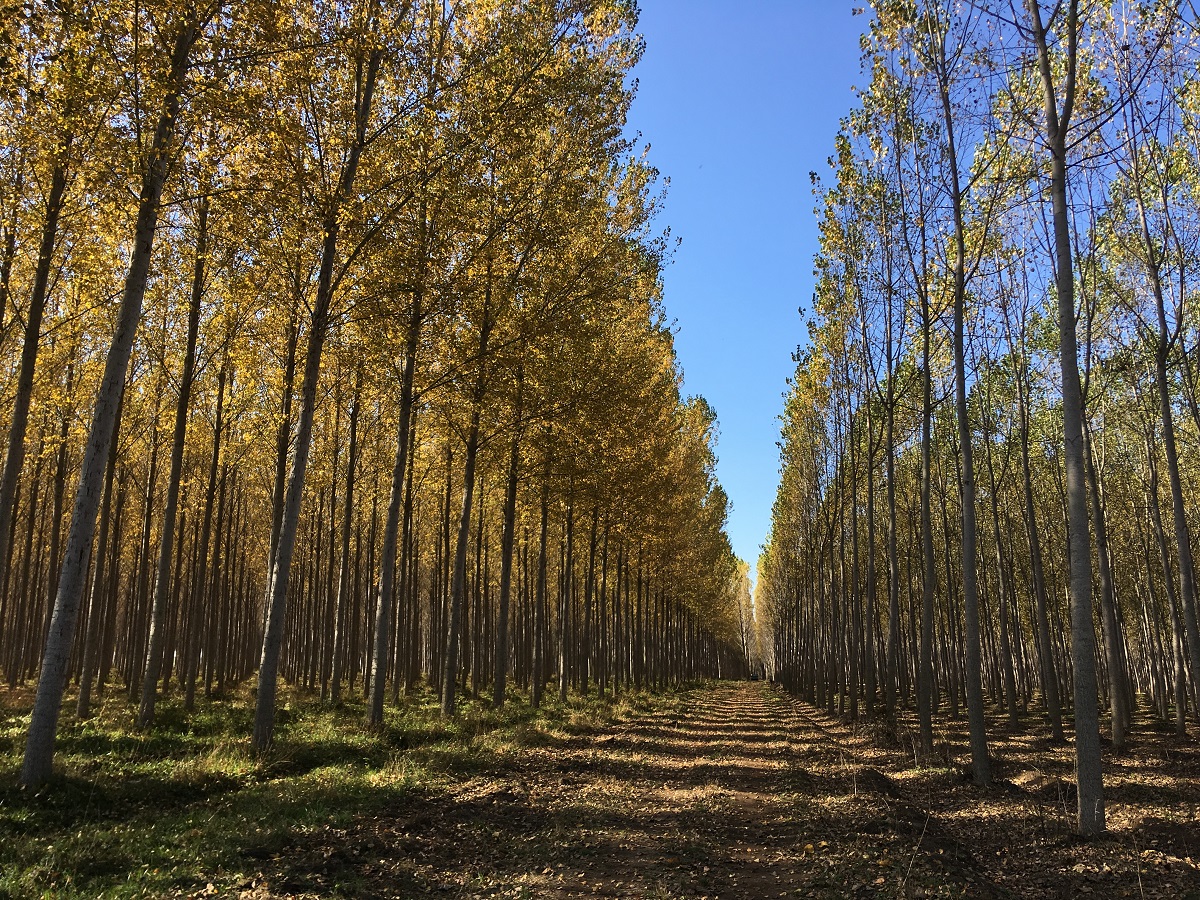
[234,682,1200,899]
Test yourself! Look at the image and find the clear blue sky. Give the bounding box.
[624,3,868,569]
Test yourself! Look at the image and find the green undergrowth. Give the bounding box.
[0,680,675,898]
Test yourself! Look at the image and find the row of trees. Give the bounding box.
[759,0,1200,836]
[0,0,746,789]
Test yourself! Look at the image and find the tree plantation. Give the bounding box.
[2,1,1200,898]
[0,0,744,789]
[762,0,1200,843]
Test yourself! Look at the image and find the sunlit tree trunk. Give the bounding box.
[139,197,208,726]
[368,297,421,727]
[934,35,989,785]
[1027,0,1104,835]
[20,15,207,786]
[254,45,383,751]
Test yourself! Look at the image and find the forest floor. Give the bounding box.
[2,681,1200,898]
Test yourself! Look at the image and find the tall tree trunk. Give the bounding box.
[203,456,229,698]
[401,424,419,695]
[254,44,383,751]
[983,427,1018,726]
[48,368,74,677]
[863,378,878,717]
[1016,335,1063,737]
[1084,422,1130,750]
[330,373,360,703]
[319,386,342,701]
[20,16,204,787]
[936,50,990,785]
[1153,291,1200,720]
[1027,0,1104,835]
[532,472,549,709]
[96,466,127,693]
[1146,428,1188,730]
[185,360,227,711]
[0,201,18,346]
[918,279,935,758]
[470,476,486,699]
[847,406,861,721]
[368,297,421,727]
[442,286,492,715]
[75,393,120,719]
[0,157,69,600]
[1126,102,1200,716]
[269,317,299,570]
[139,197,208,726]
[558,501,574,703]
[885,362,901,718]
[492,366,523,708]
[128,393,163,699]
[582,506,598,697]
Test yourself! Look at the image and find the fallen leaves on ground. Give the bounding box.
[210,683,1200,898]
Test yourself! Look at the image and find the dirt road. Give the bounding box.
[249,682,960,897]
[253,681,1200,899]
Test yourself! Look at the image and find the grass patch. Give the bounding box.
[0,679,668,899]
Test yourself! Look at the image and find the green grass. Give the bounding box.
[0,680,652,899]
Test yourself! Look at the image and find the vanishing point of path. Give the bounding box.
[250,682,992,899]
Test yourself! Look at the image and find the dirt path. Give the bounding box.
[248,682,978,898]
[246,682,1200,899]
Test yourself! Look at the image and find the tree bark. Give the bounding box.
[442,284,492,715]
[1027,0,1105,835]
[532,472,550,709]
[1084,423,1130,750]
[918,277,935,758]
[1015,331,1063,737]
[185,361,227,711]
[330,373,360,702]
[935,40,990,785]
[254,44,383,751]
[368,297,421,727]
[492,366,523,707]
[0,158,69,600]
[139,198,208,726]
[1125,101,1200,716]
[20,16,204,786]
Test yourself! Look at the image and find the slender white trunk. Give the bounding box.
[254,47,383,751]
[139,197,208,727]
[20,17,203,787]
[368,299,421,726]
[1027,0,1105,835]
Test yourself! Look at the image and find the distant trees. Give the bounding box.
[761,0,1195,837]
[1,0,746,789]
